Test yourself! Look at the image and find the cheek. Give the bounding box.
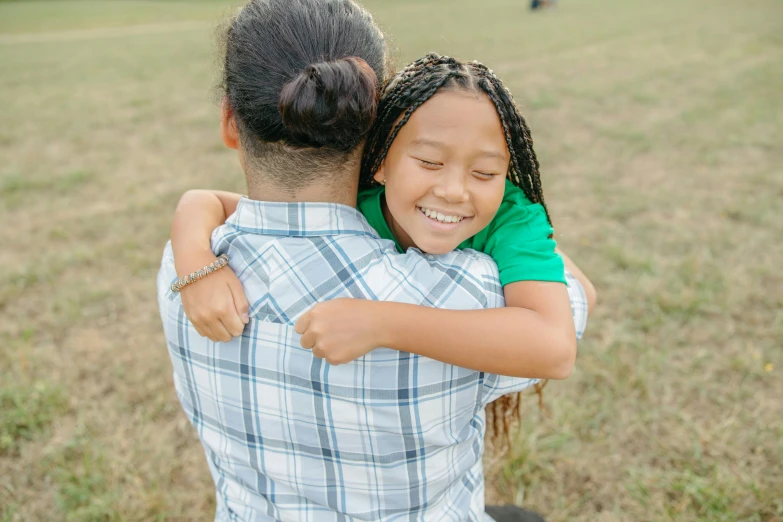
[472,182,506,221]
[387,164,431,206]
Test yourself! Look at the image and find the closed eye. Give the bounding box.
[415,158,442,168]
[473,171,497,179]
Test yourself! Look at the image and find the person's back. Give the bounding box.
[159,199,526,520]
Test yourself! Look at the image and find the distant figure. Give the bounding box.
[531,0,557,10]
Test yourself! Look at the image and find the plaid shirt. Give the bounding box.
[157,198,588,522]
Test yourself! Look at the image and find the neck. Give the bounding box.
[241,145,362,207]
[246,171,359,208]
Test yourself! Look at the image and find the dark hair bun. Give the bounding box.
[278,56,378,151]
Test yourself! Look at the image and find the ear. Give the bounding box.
[373,164,386,185]
[220,97,239,150]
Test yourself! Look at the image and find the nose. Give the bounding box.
[432,170,469,203]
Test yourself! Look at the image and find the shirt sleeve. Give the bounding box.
[156,241,180,317]
[454,249,505,310]
[480,268,589,404]
[482,185,566,286]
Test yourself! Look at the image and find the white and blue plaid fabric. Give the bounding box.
[158,198,588,522]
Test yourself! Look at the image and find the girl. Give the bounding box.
[172,53,594,447]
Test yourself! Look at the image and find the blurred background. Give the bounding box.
[1,0,781,520]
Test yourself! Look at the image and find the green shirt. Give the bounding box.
[357,180,566,286]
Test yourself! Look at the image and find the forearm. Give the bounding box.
[376,303,576,379]
[171,190,242,276]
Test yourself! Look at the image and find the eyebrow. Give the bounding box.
[409,138,445,149]
[409,138,507,161]
[474,150,508,161]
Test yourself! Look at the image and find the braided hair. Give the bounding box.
[360,53,553,454]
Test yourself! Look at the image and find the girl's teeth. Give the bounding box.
[420,207,463,223]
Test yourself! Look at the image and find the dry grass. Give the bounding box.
[1,0,781,520]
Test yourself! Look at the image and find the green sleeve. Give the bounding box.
[482,182,566,286]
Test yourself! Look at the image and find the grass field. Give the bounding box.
[1,0,781,520]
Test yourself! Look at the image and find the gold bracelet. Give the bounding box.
[171,254,230,293]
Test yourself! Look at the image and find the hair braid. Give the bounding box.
[490,77,547,203]
[473,69,553,227]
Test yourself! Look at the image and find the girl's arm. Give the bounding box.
[295,275,587,379]
[170,190,249,342]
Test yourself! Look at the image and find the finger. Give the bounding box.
[202,315,229,342]
[299,331,315,350]
[213,320,234,343]
[228,279,250,324]
[192,323,209,338]
[221,305,246,337]
[312,345,324,359]
[294,312,311,335]
[189,318,215,341]
[199,324,222,343]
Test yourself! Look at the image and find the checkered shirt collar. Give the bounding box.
[229,197,380,239]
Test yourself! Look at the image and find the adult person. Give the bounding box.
[157,0,593,520]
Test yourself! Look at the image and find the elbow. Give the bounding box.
[548,335,577,380]
[584,281,598,314]
[180,188,209,203]
[176,189,206,211]
[550,362,574,380]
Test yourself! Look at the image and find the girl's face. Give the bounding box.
[374,90,510,255]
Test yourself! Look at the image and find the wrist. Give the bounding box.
[171,254,229,293]
[174,247,218,278]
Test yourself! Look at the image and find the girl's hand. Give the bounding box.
[180,255,250,342]
[294,299,386,365]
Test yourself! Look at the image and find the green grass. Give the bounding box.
[1,0,782,520]
[0,381,67,456]
[0,0,229,34]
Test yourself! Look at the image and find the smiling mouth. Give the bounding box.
[417,206,470,224]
